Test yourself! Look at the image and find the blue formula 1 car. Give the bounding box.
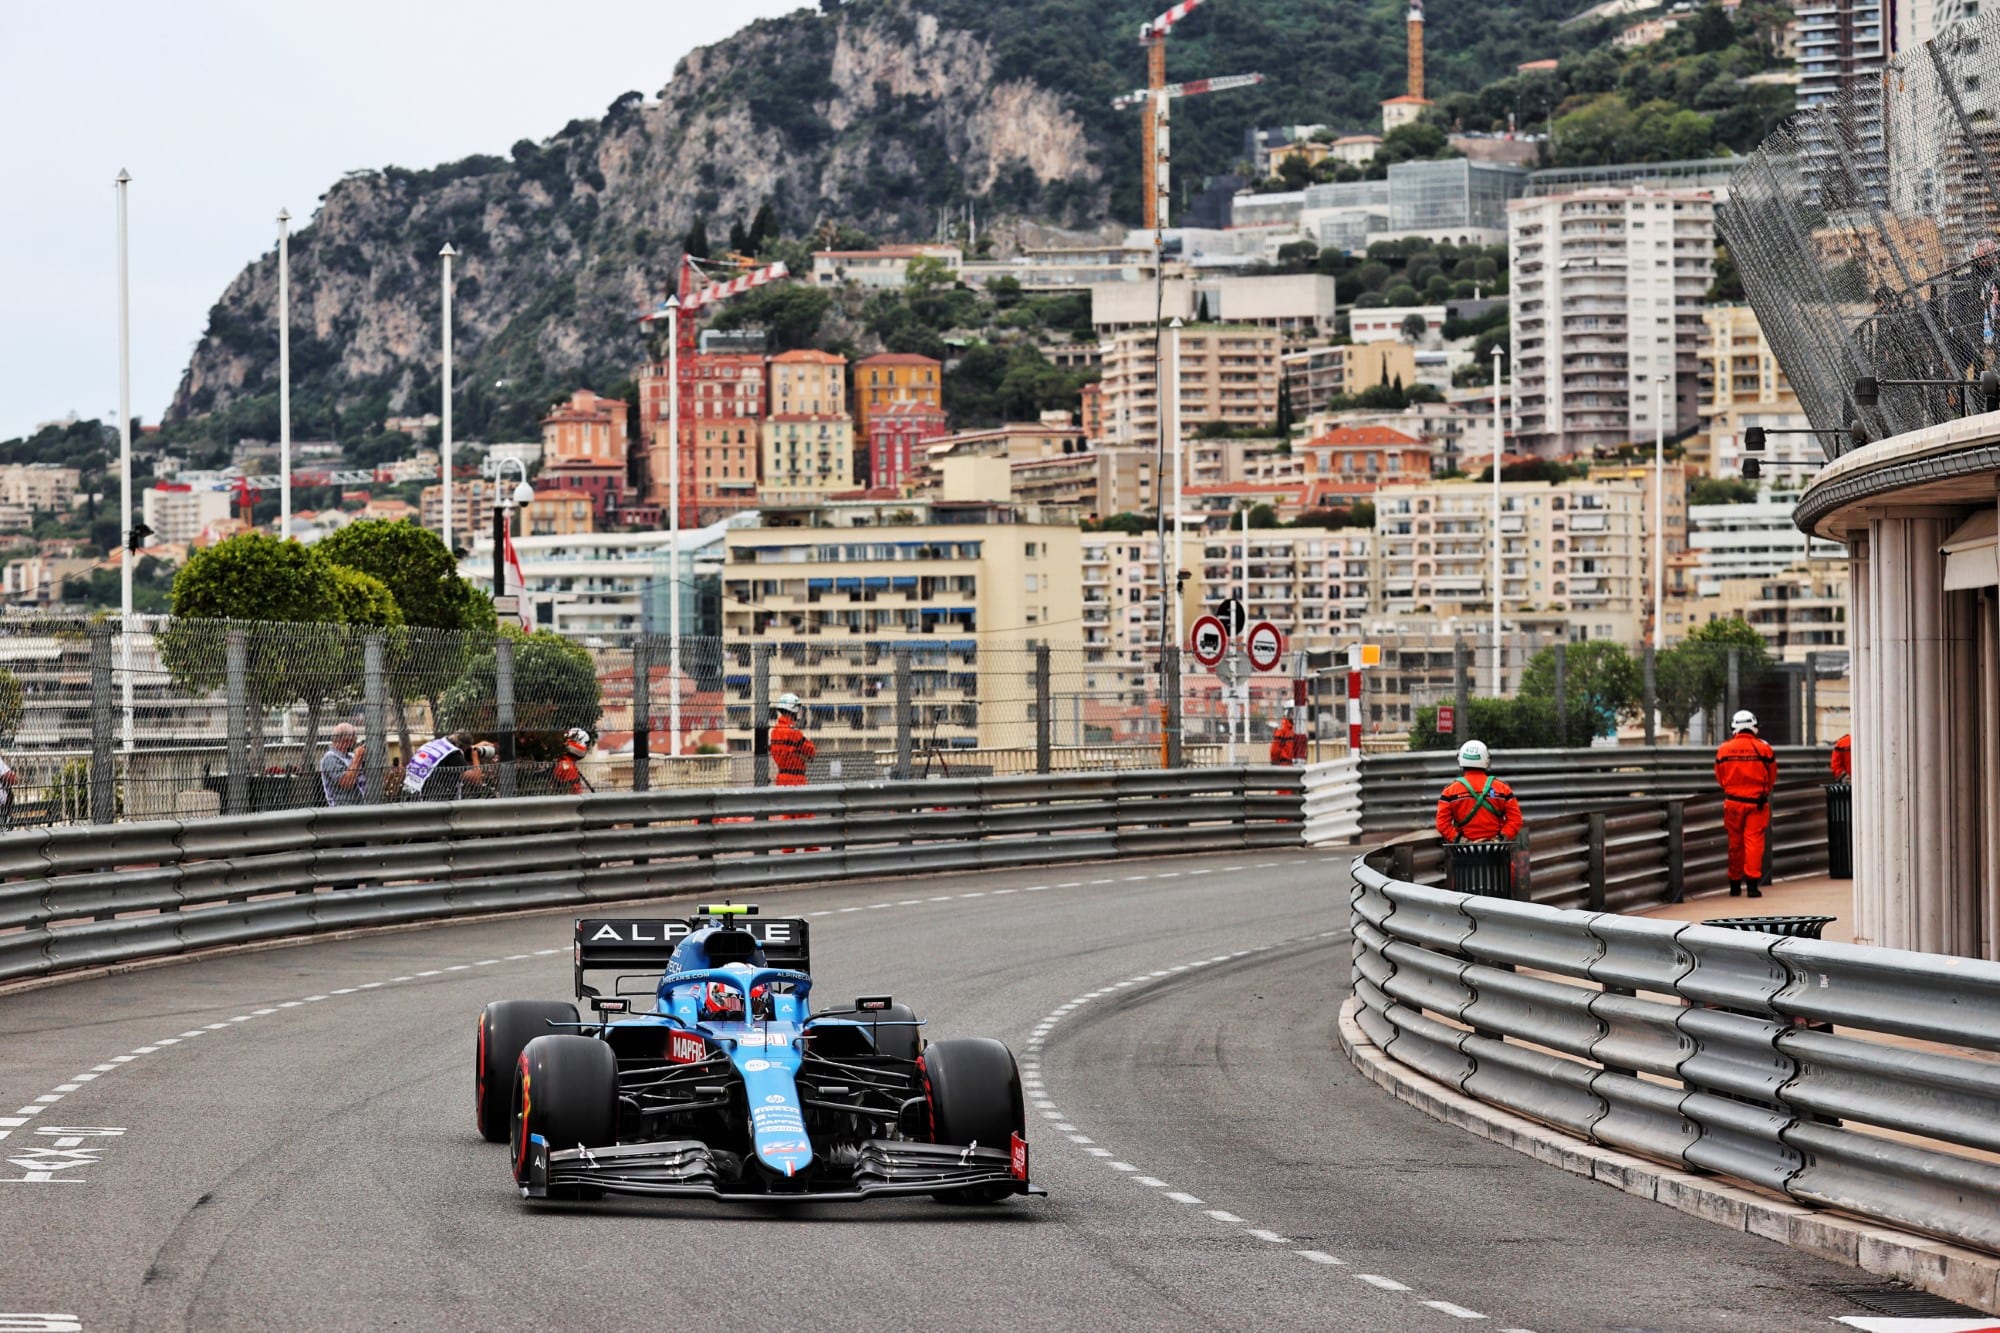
[474,904,1042,1204]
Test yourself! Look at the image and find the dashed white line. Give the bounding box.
[1245,1229,1292,1244]
[1206,1210,1245,1224]
[1165,1191,1204,1205]
[1294,1251,1344,1266]
[1132,1176,1168,1188]
[1357,1275,1410,1292]
[1423,1300,1489,1320]
[1110,1162,1138,1172]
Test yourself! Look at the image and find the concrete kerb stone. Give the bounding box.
[1336,994,2000,1314]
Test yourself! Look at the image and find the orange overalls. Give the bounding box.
[770,716,815,788]
[1435,772,1524,843]
[1715,731,1777,883]
[1269,718,1305,766]
[1830,734,1851,780]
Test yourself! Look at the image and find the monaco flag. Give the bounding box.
[502,526,532,631]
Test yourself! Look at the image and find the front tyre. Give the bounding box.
[476,1000,579,1142]
[510,1034,617,1196]
[921,1037,1026,1203]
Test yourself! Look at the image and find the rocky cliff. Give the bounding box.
[170,1,1102,439]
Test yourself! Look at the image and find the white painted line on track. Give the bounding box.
[1357,1275,1410,1292]
[1132,1176,1168,1187]
[1245,1229,1292,1244]
[1205,1209,1244,1223]
[1294,1251,1344,1266]
[1165,1191,1203,1204]
[1423,1300,1488,1320]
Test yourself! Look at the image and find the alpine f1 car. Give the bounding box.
[474,904,1043,1204]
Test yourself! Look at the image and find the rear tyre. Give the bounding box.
[476,1000,578,1142]
[922,1037,1025,1204]
[863,1002,923,1063]
[511,1034,618,1198]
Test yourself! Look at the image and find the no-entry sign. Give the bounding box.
[1246,621,1284,672]
[1190,615,1227,668]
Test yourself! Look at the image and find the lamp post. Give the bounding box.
[1652,373,1665,648]
[115,169,135,751]
[662,294,683,757]
[1490,344,1503,696]
[278,208,291,540]
[1169,316,1186,655]
[439,242,458,554]
[491,458,532,787]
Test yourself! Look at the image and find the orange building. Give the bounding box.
[1295,424,1432,486]
[851,353,942,438]
[523,488,597,536]
[648,352,767,525]
[762,350,854,502]
[694,418,762,519]
[541,389,628,467]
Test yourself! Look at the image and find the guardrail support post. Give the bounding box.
[1553,641,1568,748]
[632,635,651,793]
[1725,647,1740,727]
[1453,636,1469,740]
[1643,644,1657,746]
[1034,644,1052,775]
[363,632,386,803]
[1164,645,1184,768]
[1804,650,1819,746]
[1666,797,1685,903]
[89,621,115,825]
[1586,811,1607,912]
[893,648,913,780]
[494,635,517,799]
[753,644,771,788]
[225,627,249,817]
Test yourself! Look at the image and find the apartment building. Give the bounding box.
[1011,448,1155,518]
[851,353,943,439]
[1373,477,1649,643]
[1509,188,1715,457]
[1696,305,1815,478]
[1687,497,1846,595]
[460,526,730,638]
[644,351,767,524]
[1080,531,1210,675]
[541,389,630,522]
[141,485,234,545]
[1097,325,1284,449]
[761,350,854,503]
[0,464,81,512]
[1282,341,1419,417]
[1700,560,1849,661]
[1196,527,1377,655]
[810,245,962,290]
[1295,425,1432,494]
[866,401,949,493]
[719,491,1080,756]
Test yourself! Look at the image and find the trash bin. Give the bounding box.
[1447,840,1515,898]
[1824,781,1852,880]
[1704,915,1838,939]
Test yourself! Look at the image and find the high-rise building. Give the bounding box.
[1282,341,1420,418]
[540,389,630,523]
[1098,325,1285,449]
[645,352,766,524]
[1509,188,1715,457]
[1696,305,1814,478]
[761,350,854,503]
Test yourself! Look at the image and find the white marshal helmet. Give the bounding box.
[1455,739,1491,769]
[774,692,803,719]
[1731,709,1760,733]
[563,726,590,758]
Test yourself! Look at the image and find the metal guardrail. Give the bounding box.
[1359,747,1832,834]
[1302,758,1361,846]
[0,768,1301,988]
[1350,826,2000,1256]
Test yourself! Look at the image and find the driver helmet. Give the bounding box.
[774,692,803,720]
[563,726,590,759]
[701,962,769,1020]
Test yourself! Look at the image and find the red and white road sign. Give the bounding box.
[1437,704,1456,733]
[1245,621,1284,672]
[1190,615,1227,668]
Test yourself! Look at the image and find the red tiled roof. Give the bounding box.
[856,353,942,367]
[770,349,847,364]
[1303,425,1425,448]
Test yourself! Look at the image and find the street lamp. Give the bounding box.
[1642,372,1664,648]
[490,455,534,613]
[115,169,135,752]
[439,242,458,554]
[1490,344,1503,696]
[278,208,292,540]
[660,293,684,758]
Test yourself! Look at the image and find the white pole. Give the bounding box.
[1653,375,1666,648]
[439,242,457,554]
[666,296,683,757]
[1169,317,1185,655]
[1239,503,1250,755]
[277,209,291,540]
[1490,346,1503,697]
[116,169,134,752]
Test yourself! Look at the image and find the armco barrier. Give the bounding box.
[1351,829,2000,1257]
[1301,758,1360,846]
[0,768,1300,987]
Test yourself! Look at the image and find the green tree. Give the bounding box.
[1518,640,1642,736]
[0,667,23,739]
[684,218,711,260]
[904,254,955,297]
[1656,616,1772,737]
[1690,476,1757,505]
[1399,311,1428,342]
[708,283,833,352]
[438,626,603,760]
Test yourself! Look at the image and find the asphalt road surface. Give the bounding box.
[0,848,1898,1331]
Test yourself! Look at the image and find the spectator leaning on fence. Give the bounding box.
[1715,709,1777,898]
[320,723,366,807]
[1435,740,1524,843]
[402,731,493,800]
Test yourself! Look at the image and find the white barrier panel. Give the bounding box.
[1302,758,1362,846]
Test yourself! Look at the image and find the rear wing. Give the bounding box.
[572,917,812,998]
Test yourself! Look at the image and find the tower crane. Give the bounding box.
[1134,0,1262,231]
[639,253,792,527]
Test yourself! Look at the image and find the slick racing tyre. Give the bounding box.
[921,1037,1026,1204]
[864,1002,923,1063]
[476,1000,579,1142]
[511,1035,618,1196]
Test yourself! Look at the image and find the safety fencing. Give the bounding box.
[1302,758,1361,846]
[1350,830,2000,1256]
[0,767,1301,988]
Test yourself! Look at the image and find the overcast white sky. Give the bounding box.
[0,0,809,441]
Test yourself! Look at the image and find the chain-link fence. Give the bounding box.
[1717,15,2000,452]
[0,616,1849,826]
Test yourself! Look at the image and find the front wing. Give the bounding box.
[519,1136,1045,1202]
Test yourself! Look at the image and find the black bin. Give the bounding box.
[1705,914,1837,940]
[1824,781,1852,879]
[1447,840,1514,898]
